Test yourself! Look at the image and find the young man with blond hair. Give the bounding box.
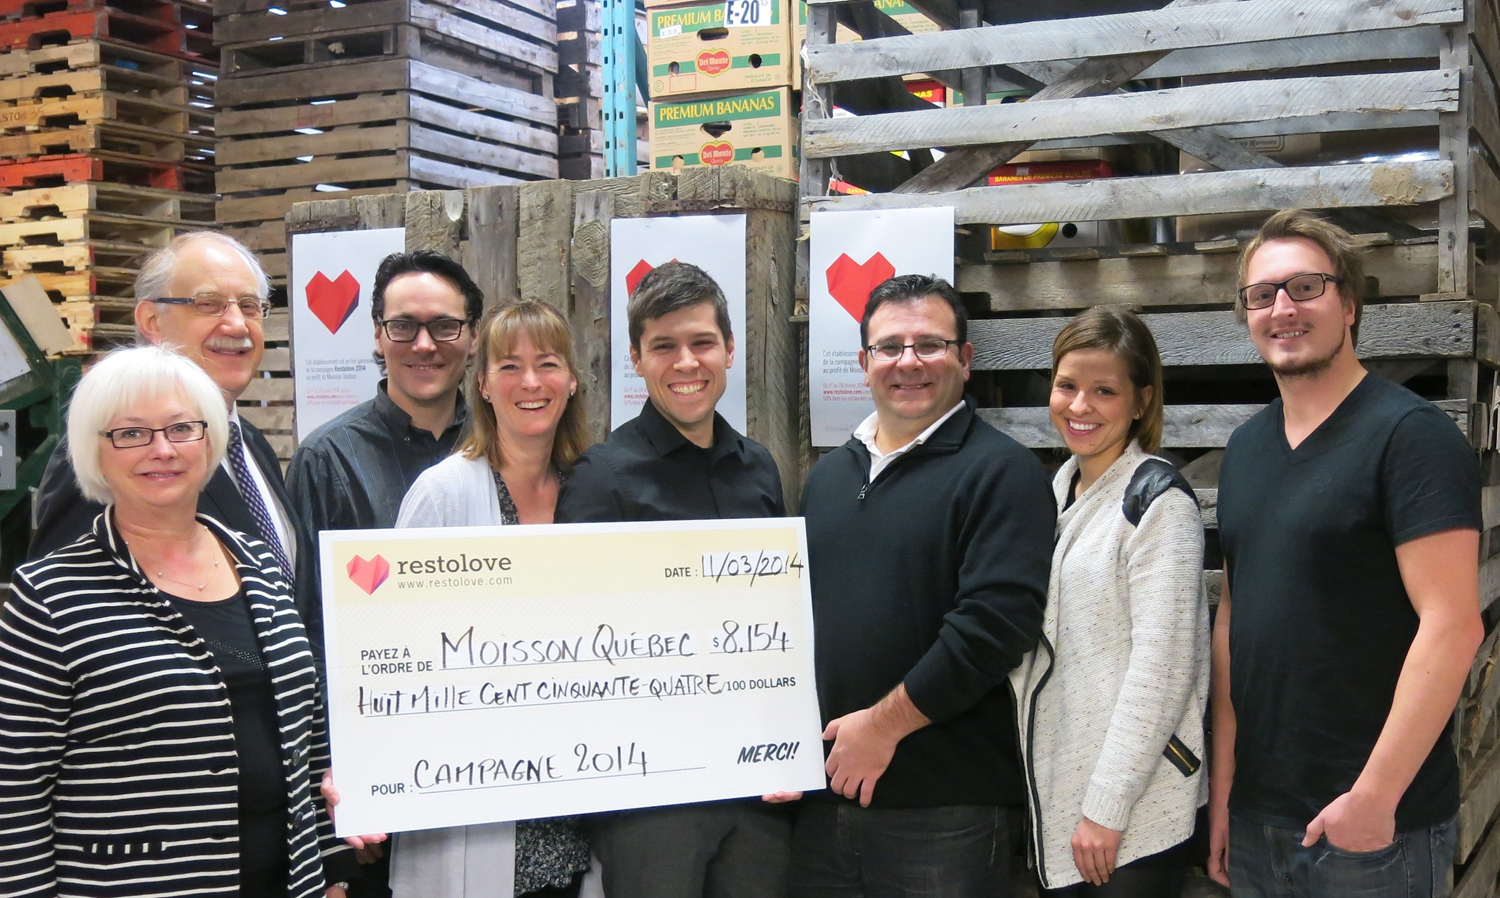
[1210,210,1483,897]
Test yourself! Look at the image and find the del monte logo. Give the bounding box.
[697,49,731,76]
[700,141,734,165]
[347,554,390,594]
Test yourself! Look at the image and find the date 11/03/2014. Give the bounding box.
[696,550,803,584]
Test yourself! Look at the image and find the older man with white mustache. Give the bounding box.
[29,233,304,629]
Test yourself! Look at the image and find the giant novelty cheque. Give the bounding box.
[320,518,826,837]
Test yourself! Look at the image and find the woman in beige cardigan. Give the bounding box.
[1010,307,1210,896]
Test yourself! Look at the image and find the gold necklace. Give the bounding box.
[155,557,220,592]
[133,526,221,592]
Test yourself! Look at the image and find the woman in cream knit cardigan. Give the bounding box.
[1011,307,1210,896]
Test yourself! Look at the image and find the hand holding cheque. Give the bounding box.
[319,518,826,837]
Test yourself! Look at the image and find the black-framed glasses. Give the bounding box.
[866,339,959,361]
[100,420,208,449]
[379,317,467,343]
[1238,273,1342,310]
[156,293,271,320]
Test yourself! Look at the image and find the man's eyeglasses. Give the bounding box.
[156,293,271,320]
[1237,273,1342,310]
[866,339,960,361]
[379,317,467,343]
[100,420,208,449]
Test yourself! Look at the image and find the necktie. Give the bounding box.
[226,422,293,582]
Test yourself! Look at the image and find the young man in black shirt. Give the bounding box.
[288,250,481,897]
[1210,210,1483,896]
[793,275,1054,898]
[554,262,789,898]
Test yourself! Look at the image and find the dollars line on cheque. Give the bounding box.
[356,672,802,716]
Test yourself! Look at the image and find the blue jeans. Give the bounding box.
[1228,814,1456,898]
[789,802,1015,898]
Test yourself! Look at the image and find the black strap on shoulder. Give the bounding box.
[1122,458,1196,526]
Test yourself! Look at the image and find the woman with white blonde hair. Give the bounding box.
[0,344,354,898]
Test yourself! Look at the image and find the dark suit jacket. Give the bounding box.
[27,421,323,653]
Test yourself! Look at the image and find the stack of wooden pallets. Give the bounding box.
[0,0,217,352]
[212,0,561,285]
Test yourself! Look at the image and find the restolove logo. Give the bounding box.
[347,554,390,595]
[700,141,735,166]
[698,49,731,76]
[305,270,361,334]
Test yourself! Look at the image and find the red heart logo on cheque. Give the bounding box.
[306,270,361,334]
[347,554,390,595]
[825,252,896,322]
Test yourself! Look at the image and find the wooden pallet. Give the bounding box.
[0,38,217,82]
[0,90,197,134]
[0,0,209,28]
[0,6,211,59]
[0,180,213,221]
[0,209,199,249]
[0,121,211,162]
[3,237,154,272]
[0,150,210,189]
[213,0,554,76]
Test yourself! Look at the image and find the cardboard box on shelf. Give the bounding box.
[904,78,945,105]
[650,0,793,98]
[985,160,1119,250]
[650,87,799,179]
[792,0,936,84]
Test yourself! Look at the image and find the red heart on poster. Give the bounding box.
[825,252,895,322]
[625,258,681,295]
[306,270,360,334]
[626,259,655,294]
[346,554,390,595]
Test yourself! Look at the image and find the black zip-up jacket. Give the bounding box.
[801,396,1055,808]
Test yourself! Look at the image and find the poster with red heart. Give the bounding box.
[609,215,748,433]
[809,207,954,446]
[290,227,406,440]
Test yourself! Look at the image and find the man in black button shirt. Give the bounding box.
[555,261,789,898]
[1209,210,1483,897]
[286,250,481,897]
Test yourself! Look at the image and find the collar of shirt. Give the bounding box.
[636,398,744,463]
[373,378,470,440]
[855,399,966,482]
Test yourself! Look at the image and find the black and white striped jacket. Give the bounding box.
[0,511,351,898]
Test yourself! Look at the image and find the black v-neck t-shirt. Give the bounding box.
[1218,374,1481,831]
[166,589,288,874]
